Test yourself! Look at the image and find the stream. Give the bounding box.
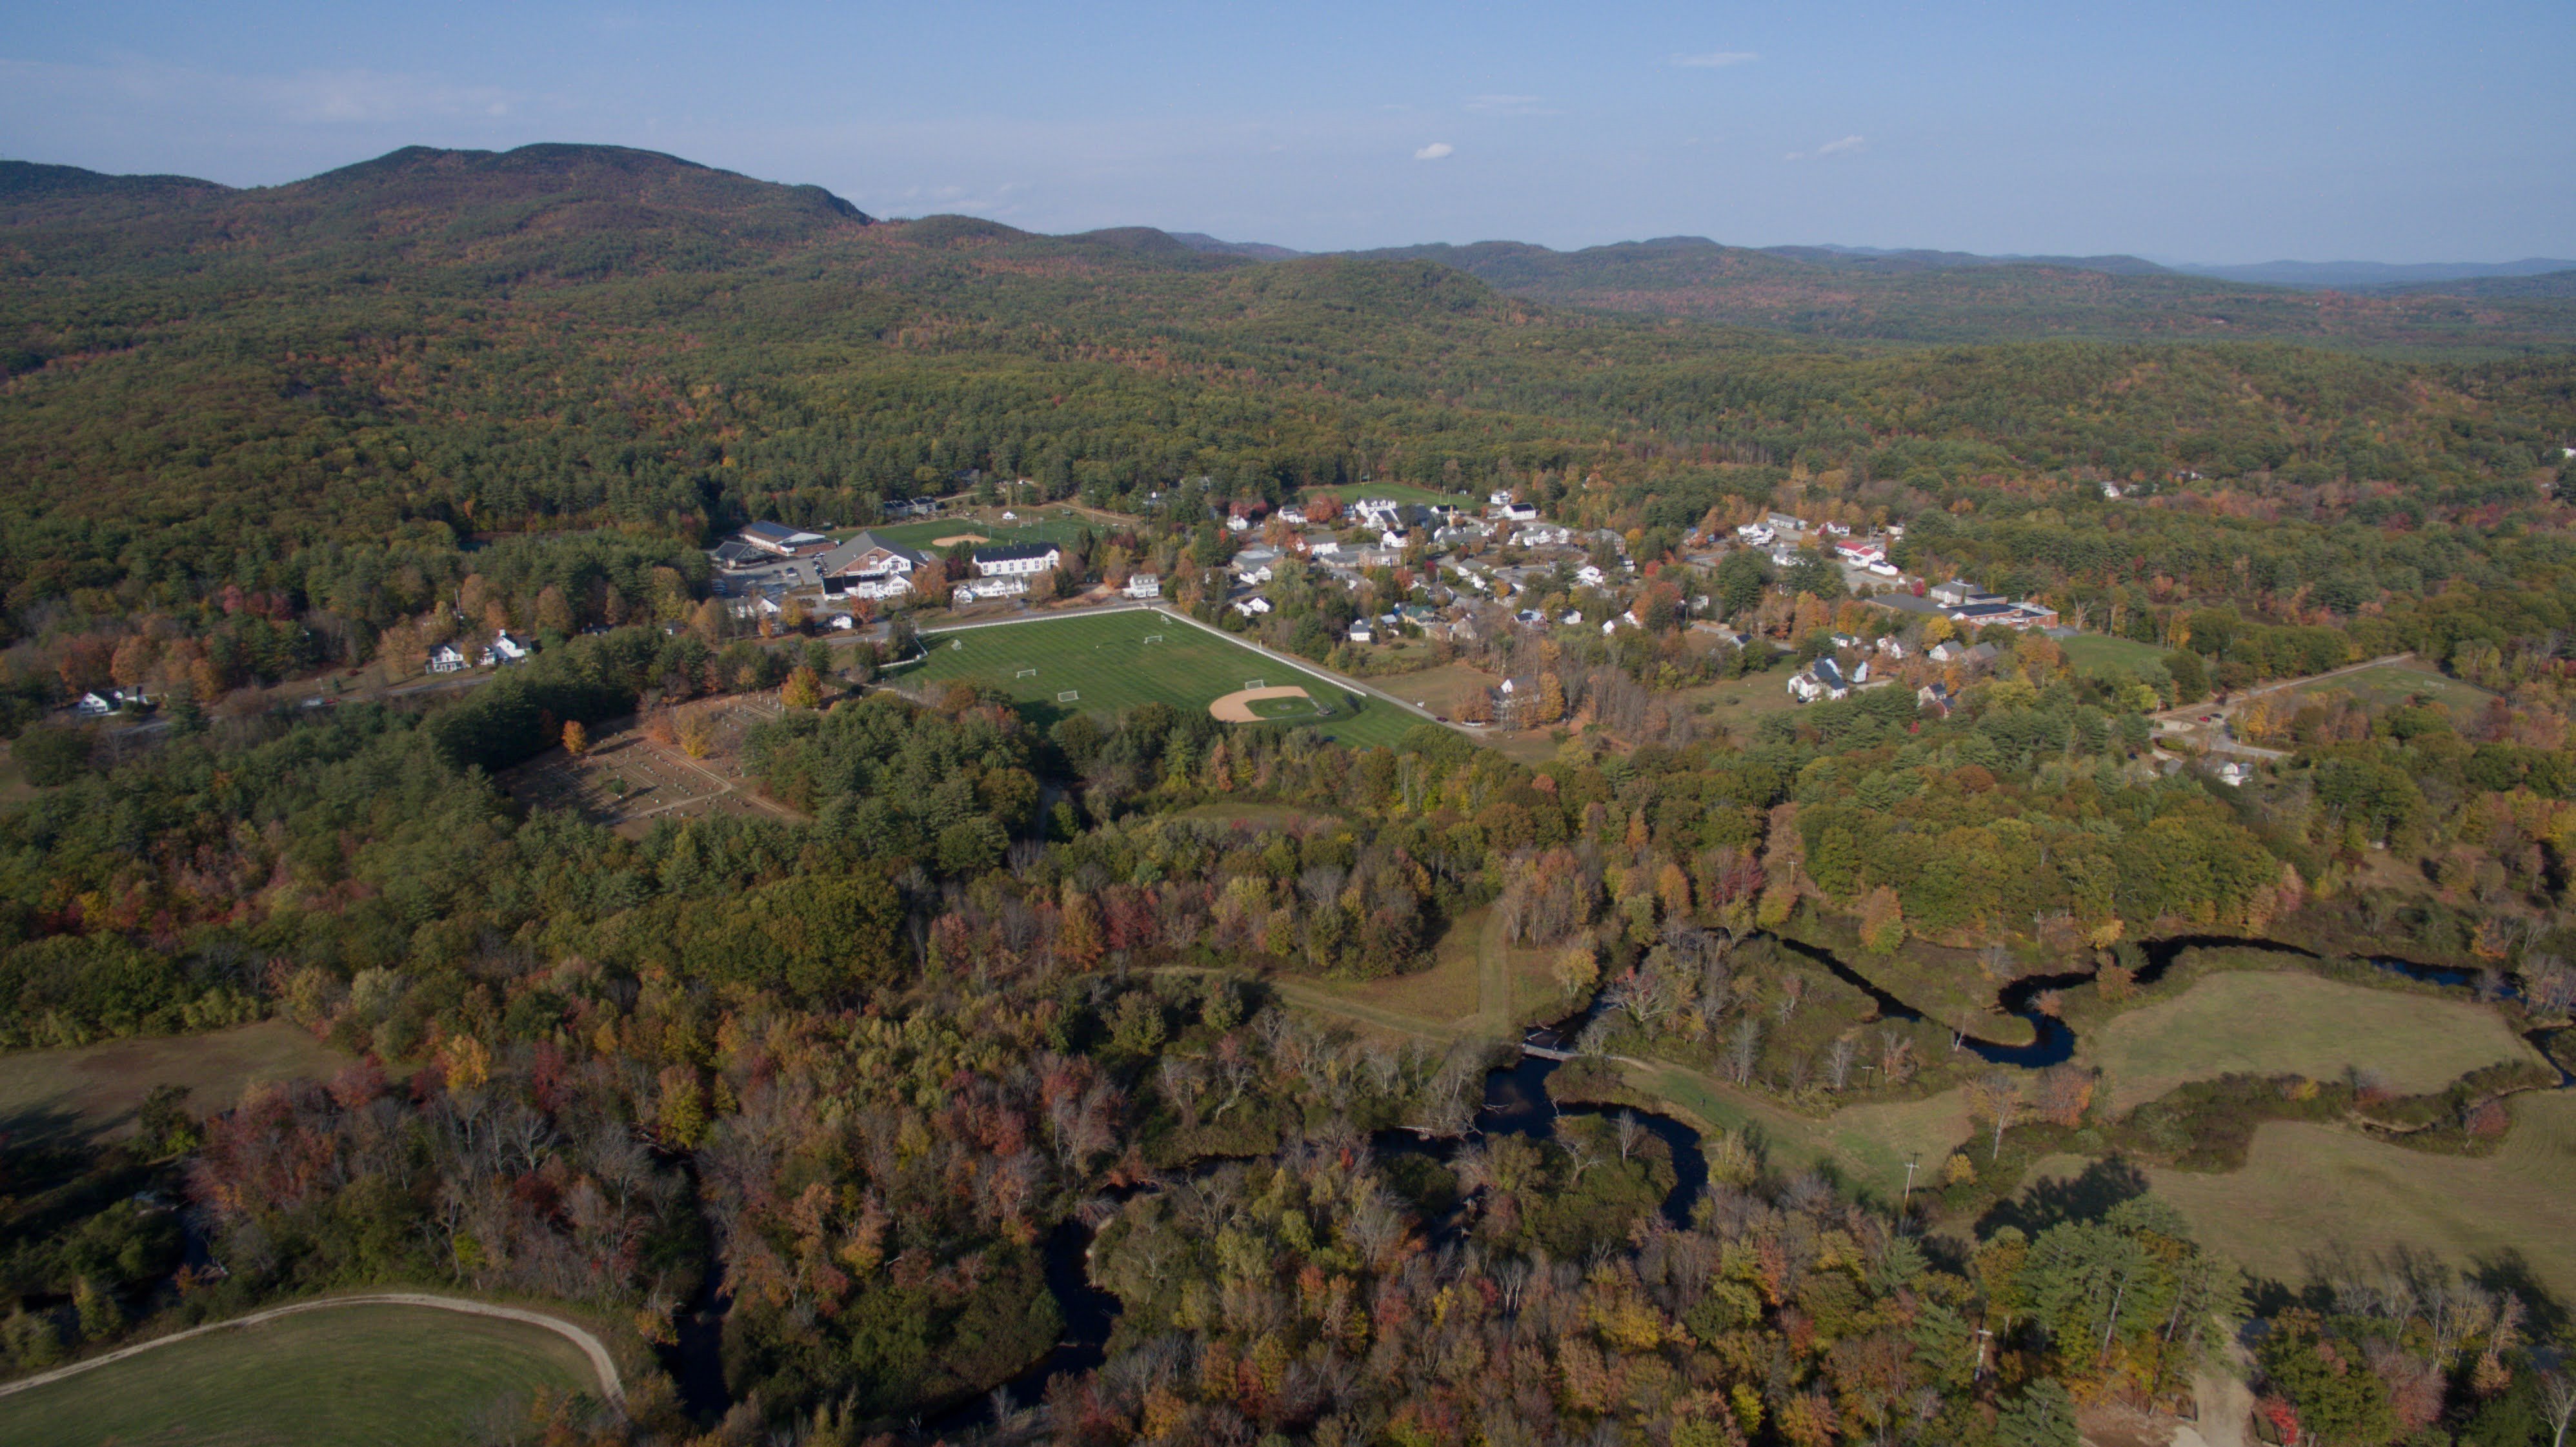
[718,929,2547,1437]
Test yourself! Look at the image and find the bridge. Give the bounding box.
[1520,1043,1576,1062]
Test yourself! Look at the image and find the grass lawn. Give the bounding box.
[2058,633,2170,677]
[866,511,1095,555]
[0,1303,599,1446]
[2027,1090,2576,1298]
[1627,1062,1971,1204]
[0,1022,352,1140]
[1373,662,1504,720]
[1675,664,1804,725]
[2286,659,2497,722]
[2083,971,2541,1111]
[896,612,1424,749]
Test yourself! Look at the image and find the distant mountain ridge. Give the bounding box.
[7,144,2573,351]
[2173,258,2576,290]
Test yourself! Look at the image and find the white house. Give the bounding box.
[1877,637,1908,660]
[427,643,469,674]
[480,632,532,667]
[1347,621,1374,643]
[973,542,1062,578]
[1787,658,1850,703]
[75,691,114,717]
[2217,760,2251,787]
[956,576,1030,602]
[1575,564,1607,589]
[1123,572,1163,600]
[1231,596,1273,618]
[1488,490,1514,508]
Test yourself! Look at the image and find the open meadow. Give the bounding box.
[0,1021,348,1140]
[498,693,800,836]
[1626,1062,1971,1204]
[2284,658,2497,722]
[2057,633,2170,677]
[896,611,1424,748]
[2027,1089,2576,1299]
[866,509,1098,556]
[2083,971,2541,1111]
[0,1302,600,1446]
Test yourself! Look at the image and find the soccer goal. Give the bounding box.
[1014,667,1038,678]
[1058,690,1080,703]
[1243,678,1265,691]
[1142,634,1164,645]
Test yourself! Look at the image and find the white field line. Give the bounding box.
[0,1291,625,1405]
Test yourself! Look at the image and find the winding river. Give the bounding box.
[697,929,2548,1435]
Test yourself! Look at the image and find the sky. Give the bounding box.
[2,1,2569,264]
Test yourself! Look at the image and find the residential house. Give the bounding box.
[1787,658,1849,703]
[1916,681,1953,715]
[75,692,115,717]
[1766,512,1807,534]
[1574,563,1608,589]
[2101,482,2124,499]
[818,531,932,599]
[1488,490,1514,508]
[1514,523,1573,547]
[2216,760,2251,787]
[1496,501,1539,523]
[1277,505,1309,526]
[1867,562,1902,578]
[1822,521,1851,537]
[1231,596,1273,618]
[973,542,1062,578]
[427,643,469,674]
[1123,572,1163,600]
[1559,609,1584,627]
[1876,637,1908,660]
[480,632,532,667]
[1347,621,1374,643]
[956,576,1029,602]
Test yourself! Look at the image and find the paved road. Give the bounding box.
[0,1291,625,1406]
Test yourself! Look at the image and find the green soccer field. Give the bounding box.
[894,612,1427,749]
[865,514,1094,554]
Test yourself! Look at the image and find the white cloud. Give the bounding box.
[1671,50,1758,68]
[1413,142,1454,161]
[1785,134,1866,161]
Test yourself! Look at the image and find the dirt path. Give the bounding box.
[0,1291,624,1406]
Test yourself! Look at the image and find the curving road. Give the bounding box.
[0,1291,623,1406]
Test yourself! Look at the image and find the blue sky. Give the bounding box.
[3,1,2567,263]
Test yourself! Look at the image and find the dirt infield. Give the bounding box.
[1209,685,1314,722]
[932,533,991,547]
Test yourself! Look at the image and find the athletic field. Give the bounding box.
[896,611,1425,748]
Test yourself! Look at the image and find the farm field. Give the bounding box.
[2282,658,2497,722]
[0,1020,350,1140]
[499,694,800,835]
[0,1302,599,1445]
[2057,633,2170,676]
[897,611,1425,748]
[2084,971,2540,1111]
[2026,1089,2576,1299]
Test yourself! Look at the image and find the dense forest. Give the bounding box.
[0,144,2573,1446]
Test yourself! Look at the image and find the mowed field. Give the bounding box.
[2285,658,2497,722]
[2084,971,2541,1111]
[2028,1090,2576,1299]
[0,1303,599,1446]
[898,612,1424,748]
[2058,633,2170,677]
[867,512,1093,554]
[0,1021,349,1139]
